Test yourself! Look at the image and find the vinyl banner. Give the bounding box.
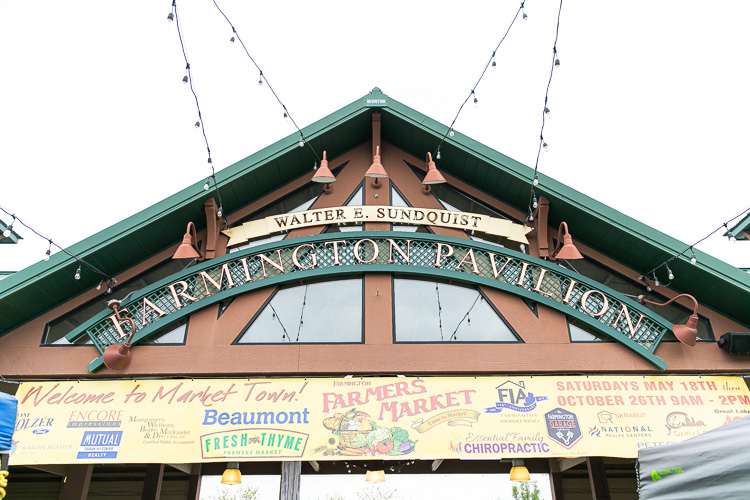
[8,376,750,465]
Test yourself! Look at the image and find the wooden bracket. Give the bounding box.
[203,198,225,260]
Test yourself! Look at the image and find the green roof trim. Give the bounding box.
[730,212,750,241]
[1,87,749,335]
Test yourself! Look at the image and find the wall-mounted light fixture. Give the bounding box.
[102,299,136,371]
[365,469,385,483]
[172,222,204,261]
[365,146,388,187]
[550,222,583,260]
[509,459,530,482]
[422,152,446,193]
[221,462,242,485]
[639,294,699,346]
[312,151,335,193]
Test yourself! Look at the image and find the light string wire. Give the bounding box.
[0,205,115,286]
[432,2,524,161]
[643,205,750,286]
[528,0,564,219]
[210,0,321,164]
[171,0,227,222]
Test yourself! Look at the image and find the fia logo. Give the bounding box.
[485,380,549,414]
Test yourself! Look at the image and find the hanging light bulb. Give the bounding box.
[203,179,210,191]
[555,57,561,68]
[217,206,223,218]
[182,75,188,84]
[97,279,103,291]
[436,146,441,160]
[690,250,697,265]
[194,120,201,130]
[543,141,549,152]
[492,59,496,68]
[725,224,737,243]
[229,36,235,43]
[298,135,305,148]
[473,94,479,107]
[44,240,52,261]
[74,265,82,280]
[449,128,455,137]
[523,11,528,20]
[283,112,288,122]
[666,264,674,281]
[207,157,213,168]
[544,107,551,119]
[653,275,660,287]
[167,12,174,22]
[258,72,263,86]
[533,174,539,186]
[532,197,538,209]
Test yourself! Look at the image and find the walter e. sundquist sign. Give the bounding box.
[66,227,675,371]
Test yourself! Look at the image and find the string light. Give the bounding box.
[449,128,455,137]
[74,264,82,280]
[665,264,675,281]
[170,0,227,227]
[1,205,114,285]
[521,1,528,20]
[473,92,479,107]
[528,0,564,207]
[229,36,235,43]
[532,196,538,209]
[44,239,52,261]
[283,111,288,122]
[209,0,321,165]
[167,12,174,22]
[432,3,524,161]
[725,223,737,243]
[436,146,442,160]
[644,205,750,280]
[97,279,103,291]
[203,179,210,191]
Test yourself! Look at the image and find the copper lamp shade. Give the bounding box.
[172,222,202,260]
[639,294,699,347]
[103,343,132,371]
[509,459,530,482]
[552,222,583,260]
[221,463,242,485]
[312,151,336,183]
[365,146,388,187]
[422,152,446,192]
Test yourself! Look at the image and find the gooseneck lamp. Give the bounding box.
[365,146,388,187]
[422,152,447,193]
[102,300,137,371]
[551,222,583,260]
[638,294,700,346]
[172,221,203,261]
[311,151,335,193]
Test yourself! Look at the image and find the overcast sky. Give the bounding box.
[1,0,748,275]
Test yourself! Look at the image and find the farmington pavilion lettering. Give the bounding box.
[66,232,673,371]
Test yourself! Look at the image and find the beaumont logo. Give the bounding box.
[77,431,122,459]
[545,408,583,449]
[485,381,549,414]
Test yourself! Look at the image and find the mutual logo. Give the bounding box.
[665,412,706,436]
[485,381,549,413]
[544,408,582,449]
[77,431,123,459]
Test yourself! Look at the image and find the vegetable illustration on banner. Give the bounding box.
[318,410,417,457]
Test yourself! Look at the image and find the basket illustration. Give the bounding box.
[323,409,374,451]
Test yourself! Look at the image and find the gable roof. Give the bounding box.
[1,88,749,335]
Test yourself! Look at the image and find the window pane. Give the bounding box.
[394,278,519,342]
[237,279,362,343]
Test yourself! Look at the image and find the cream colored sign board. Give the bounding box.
[9,376,750,465]
[223,206,531,247]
